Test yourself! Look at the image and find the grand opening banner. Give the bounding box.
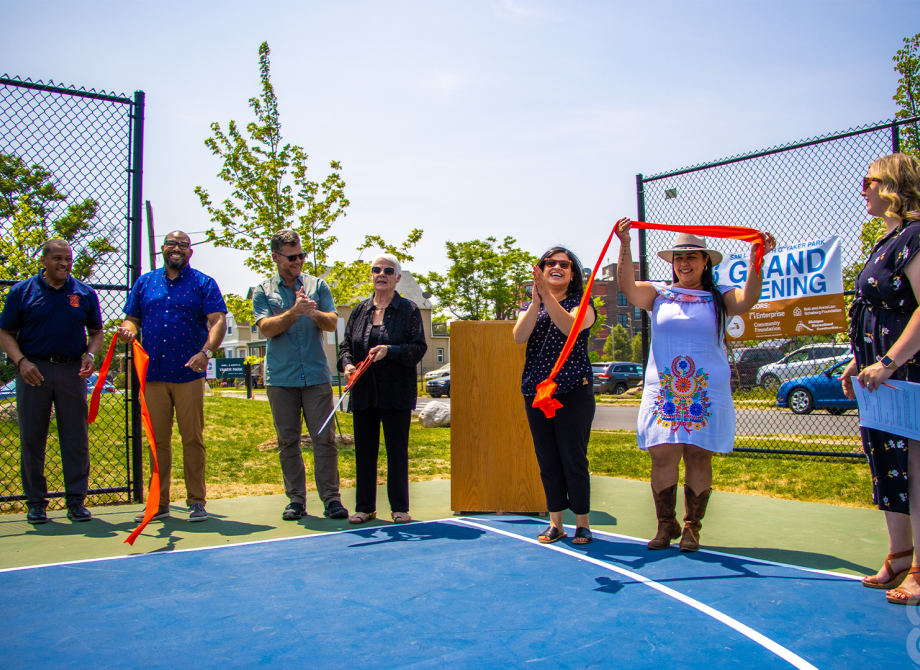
[712,236,847,342]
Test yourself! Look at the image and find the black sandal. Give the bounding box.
[573,527,593,545]
[537,526,567,544]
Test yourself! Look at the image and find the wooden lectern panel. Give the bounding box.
[450,321,547,514]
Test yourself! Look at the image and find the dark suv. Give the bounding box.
[728,343,789,390]
[593,362,643,395]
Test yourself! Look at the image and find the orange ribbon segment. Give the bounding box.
[88,336,160,546]
[630,221,767,273]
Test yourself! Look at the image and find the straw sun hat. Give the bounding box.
[656,232,723,266]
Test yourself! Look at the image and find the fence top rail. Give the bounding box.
[0,75,134,105]
[641,115,920,183]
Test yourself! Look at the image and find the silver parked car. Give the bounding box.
[756,343,851,391]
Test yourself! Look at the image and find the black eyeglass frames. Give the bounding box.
[372,266,396,275]
[542,259,572,269]
[277,252,307,262]
[163,240,190,250]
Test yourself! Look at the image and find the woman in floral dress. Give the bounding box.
[841,153,920,604]
[615,219,775,552]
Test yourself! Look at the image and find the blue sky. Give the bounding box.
[3,0,917,297]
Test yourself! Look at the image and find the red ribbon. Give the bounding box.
[531,221,767,418]
[346,351,378,392]
[630,221,767,273]
[88,336,161,545]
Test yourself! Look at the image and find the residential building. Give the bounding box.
[590,261,643,355]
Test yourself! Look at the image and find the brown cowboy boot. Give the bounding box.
[679,486,712,553]
[647,484,682,550]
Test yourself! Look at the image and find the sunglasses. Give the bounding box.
[278,252,307,262]
[542,259,572,270]
[163,240,190,250]
[372,266,396,275]
[863,177,881,191]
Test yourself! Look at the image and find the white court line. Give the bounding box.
[454,518,820,670]
[0,517,453,574]
[582,526,862,581]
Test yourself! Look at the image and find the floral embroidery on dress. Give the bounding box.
[652,355,711,434]
[654,285,714,304]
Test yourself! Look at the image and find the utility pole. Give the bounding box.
[145,200,156,272]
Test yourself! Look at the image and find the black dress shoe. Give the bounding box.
[67,503,92,522]
[26,505,48,524]
[324,501,349,519]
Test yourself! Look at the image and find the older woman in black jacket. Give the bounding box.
[338,254,427,524]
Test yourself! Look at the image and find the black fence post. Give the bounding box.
[636,173,650,368]
[245,363,252,399]
[893,123,901,153]
[129,90,145,504]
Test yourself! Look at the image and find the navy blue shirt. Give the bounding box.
[124,265,227,383]
[0,272,103,359]
[520,294,594,396]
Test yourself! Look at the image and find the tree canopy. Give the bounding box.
[894,32,920,155]
[195,41,421,317]
[419,237,537,321]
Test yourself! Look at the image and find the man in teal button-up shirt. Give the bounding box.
[252,229,348,521]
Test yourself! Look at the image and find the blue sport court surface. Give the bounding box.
[0,516,915,668]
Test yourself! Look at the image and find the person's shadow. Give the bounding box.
[347,522,485,548]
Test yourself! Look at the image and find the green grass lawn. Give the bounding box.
[1,395,876,512]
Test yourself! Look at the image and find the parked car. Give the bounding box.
[756,343,851,391]
[424,363,450,381]
[593,362,643,395]
[426,375,450,398]
[775,359,857,415]
[0,373,115,401]
[727,342,790,390]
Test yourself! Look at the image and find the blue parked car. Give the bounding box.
[0,373,116,400]
[775,359,857,415]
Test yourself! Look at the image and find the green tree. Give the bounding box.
[588,350,601,363]
[419,237,537,320]
[893,32,920,155]
[842,217,885,315]
[612,324,631,361]
[631,332,644,364]
[0,153,115,309]
[588,297,606,340]
[602,332,613,360]
[194,41,420,309]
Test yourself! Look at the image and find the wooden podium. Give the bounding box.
[450,321,547,514]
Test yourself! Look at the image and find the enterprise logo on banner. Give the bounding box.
[712,236,847,341]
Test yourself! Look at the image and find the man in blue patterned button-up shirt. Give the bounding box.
[118,231,227,523]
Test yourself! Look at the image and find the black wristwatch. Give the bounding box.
[880,355,899,371]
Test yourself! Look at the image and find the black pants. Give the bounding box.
[524,383,595,515]
[352,407,411,514]
[17,359,90,507]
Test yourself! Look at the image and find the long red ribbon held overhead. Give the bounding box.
[88,336,161,546]
[531,221,767,418]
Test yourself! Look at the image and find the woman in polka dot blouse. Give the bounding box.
[513,247,596,545]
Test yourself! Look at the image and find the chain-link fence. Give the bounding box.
[0,75,144,510]
[637,117,919,460]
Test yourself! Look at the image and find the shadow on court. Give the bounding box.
[347,522,485,547]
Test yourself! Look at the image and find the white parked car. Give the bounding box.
[756,344,852,391]
[424,363,450,381]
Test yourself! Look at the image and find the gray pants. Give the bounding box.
[17,359,90,507]
[266,383,341,507]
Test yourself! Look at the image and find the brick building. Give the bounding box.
[589,261,643,355]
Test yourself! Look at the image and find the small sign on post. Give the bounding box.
[206,358,247,379]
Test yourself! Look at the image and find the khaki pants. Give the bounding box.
[144,379,206,507]
[266,383,341,507]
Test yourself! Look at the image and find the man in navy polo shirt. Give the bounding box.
[118,230,227,523]
[0,239,104,524]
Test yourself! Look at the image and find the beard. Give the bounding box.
[164,253,188,271]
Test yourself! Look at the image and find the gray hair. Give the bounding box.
[271,229,301,253]
[372,253,401,276]
[42,238,71,257]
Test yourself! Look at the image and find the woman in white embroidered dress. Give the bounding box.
[615,219,775,552]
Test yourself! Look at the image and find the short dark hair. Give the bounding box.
[271,229,300,254]
[538,246,585,298]
[42,238,70,257]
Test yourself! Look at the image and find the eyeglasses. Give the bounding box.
[542,259,572,270]
[863,177,881,191]
[278,252,307,262]
[163,240,190,250]
[372,266,396,275]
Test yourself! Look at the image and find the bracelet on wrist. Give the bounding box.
[16,356,26,369]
